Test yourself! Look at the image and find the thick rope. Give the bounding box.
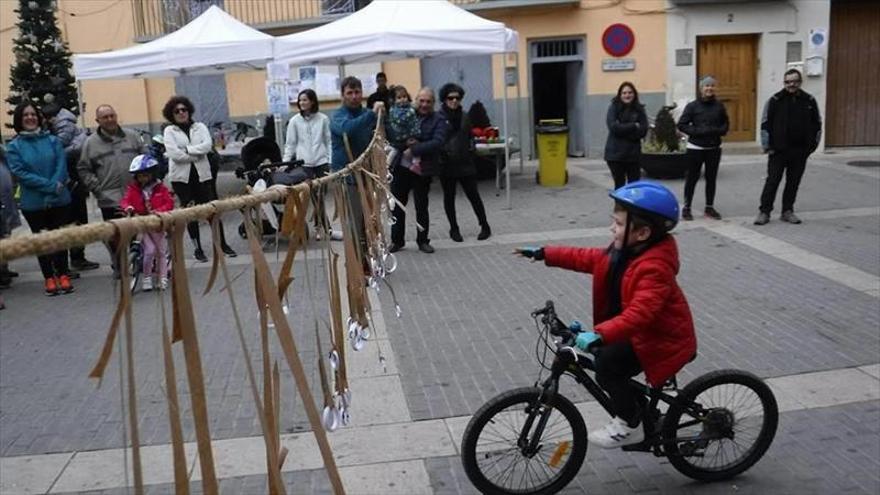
[0,118,387,263]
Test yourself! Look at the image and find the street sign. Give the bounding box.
[602,58,636,71]
[602,23,635,57]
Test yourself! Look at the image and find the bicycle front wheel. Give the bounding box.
[663,369,778,481]
[461,387,587,495]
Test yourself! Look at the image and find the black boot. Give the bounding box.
[192,237,208,262]
[449,226,463,242]
[477,223,492,241]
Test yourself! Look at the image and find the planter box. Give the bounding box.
[640,152,689,179]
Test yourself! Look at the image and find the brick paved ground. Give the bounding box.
[69,400,880,495]
[1,150,878,493]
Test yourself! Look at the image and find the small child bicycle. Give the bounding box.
[460,301,778,494]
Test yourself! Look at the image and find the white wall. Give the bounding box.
[666,0,831,147]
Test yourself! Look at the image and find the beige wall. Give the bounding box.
[0,0,173,133]
[487,0,667,98]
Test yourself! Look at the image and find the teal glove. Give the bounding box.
[517,246,544,261]
[574,331,602,351]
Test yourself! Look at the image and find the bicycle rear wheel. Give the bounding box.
[663,369,778,481]
[461,387,587,495]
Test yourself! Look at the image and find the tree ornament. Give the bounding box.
[43,93,55,103]
[28,1,37,9]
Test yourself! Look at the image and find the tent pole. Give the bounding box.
[515,51,523,174]
[76,80,86,129]
[503,54,510,209]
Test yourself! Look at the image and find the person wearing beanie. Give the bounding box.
[677,75,729,221]
[437,82,491,242]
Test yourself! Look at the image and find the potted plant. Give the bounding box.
[640,103,688,179]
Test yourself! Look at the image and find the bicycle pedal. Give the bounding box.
[621,441,652,452]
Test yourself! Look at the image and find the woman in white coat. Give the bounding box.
[162,96,236,261]
[283,88,338,239]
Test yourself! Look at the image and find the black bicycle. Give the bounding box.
[461,301,778,494]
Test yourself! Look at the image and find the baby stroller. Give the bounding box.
[234,137,306,239]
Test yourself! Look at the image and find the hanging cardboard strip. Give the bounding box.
[170,219,219,494]
[202,215,223,296]
[114,222,144,494]
[159,292,188,495]
[243,212,346,495]
[88,224,128,381]
[214,215,285,494]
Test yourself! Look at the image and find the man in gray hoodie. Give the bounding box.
[43,102,98,271]
[78,104,146,270]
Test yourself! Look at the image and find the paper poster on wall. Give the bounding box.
[267,62,290,81]
[808,28,827,53]
[266,81,289,115]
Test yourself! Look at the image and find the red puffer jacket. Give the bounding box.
[544,236,697,386]
[119,181,174,215]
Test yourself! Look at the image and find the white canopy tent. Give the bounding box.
[71,5,274,80]
[274,0,522,207]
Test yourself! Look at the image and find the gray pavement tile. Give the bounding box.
[420,401,880,495]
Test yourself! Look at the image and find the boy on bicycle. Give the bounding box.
[517,181,697,448]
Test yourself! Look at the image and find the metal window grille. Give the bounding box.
[532,39,581,59]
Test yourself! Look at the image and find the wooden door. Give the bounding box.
[697,35,758,142]
[827,0,880,146]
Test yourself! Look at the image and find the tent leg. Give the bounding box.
[503,55,510,210]
[515,51,523,175]
[76,80,86,129]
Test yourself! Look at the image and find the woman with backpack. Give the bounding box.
[438,83,491,242]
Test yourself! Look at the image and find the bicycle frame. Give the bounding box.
[527,315,713,458]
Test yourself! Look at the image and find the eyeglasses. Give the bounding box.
[783,79,801,85]
[417,99,432,104]
[173,107,189,114]
[446,95,461,101]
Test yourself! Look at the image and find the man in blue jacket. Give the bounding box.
[390,87,448,254]
[330,76,384,254]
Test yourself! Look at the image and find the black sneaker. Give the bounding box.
[681,207,693,221]
[704,206,722,220]
[449,228,463,243]
[389,243,403,253]
[477,224,492,241]
[71,258,100,271]
[417,242,435,254]
[780,211,802,224]
[193,248,208,262]
[221,244,238,257]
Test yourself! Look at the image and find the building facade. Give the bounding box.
[2,0,876,153]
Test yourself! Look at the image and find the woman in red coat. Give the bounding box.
[120,154,174,291]
[516,181,696,449]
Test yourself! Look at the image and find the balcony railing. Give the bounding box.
[132,0,484,40]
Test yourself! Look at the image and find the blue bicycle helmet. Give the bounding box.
[609,180,680,233]
[129,154,160,174]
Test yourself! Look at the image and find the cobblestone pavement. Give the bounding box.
[1,149,878,493]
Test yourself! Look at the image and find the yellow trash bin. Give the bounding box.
[535,119,569,187]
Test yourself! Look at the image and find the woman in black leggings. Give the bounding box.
[162,96,235,261]
[437,83,491,242]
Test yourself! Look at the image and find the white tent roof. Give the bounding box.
[72,6,274,80]
[274,0,519,66]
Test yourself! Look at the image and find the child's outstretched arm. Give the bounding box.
[543,245,604,274]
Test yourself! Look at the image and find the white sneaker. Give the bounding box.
[587,417,644,449]
[329,229,343,241]
[159,277,168,291]
[142,276,153,292]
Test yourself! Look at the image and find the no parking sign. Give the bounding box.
[602,23,635,57]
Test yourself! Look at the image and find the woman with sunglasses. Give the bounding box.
[437,83,491,242]
[162,96,236,262]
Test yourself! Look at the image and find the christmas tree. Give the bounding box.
[5,0,79,125]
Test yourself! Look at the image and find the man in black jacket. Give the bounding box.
[390,87,447,254]
[755,69,822,225]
